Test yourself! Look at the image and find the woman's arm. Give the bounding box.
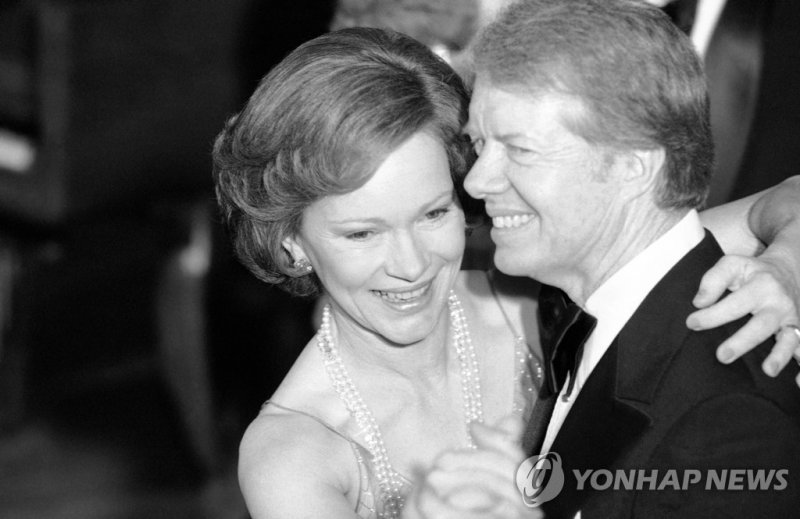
[239,413,358,518]
[699,191,764,256]
[699,176,800,255]
[695,176,800,384]
[748,176,800,309]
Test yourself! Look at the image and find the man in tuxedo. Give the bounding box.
[435,0,800,517]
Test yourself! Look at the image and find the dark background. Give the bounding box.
[0,1,336,517]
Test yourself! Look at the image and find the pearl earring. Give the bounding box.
[293,258,313,275]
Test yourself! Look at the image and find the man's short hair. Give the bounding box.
[472,0,713,209]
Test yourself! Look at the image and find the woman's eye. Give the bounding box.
[425,207,450,220]
[346,230,373,241]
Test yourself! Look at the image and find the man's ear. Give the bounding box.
[614,147,666,199]
[282,235,308,264]
[630,147,666,184]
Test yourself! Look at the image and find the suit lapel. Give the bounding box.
[544,341,651,517]
[614,231,722,401]
[542,232,724,516]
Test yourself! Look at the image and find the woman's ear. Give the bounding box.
[282,235,307,264]
[283,235,315,277]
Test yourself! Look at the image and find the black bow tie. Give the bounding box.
[538,285,598,399]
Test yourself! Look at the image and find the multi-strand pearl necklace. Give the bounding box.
[316,290,483,518]
[447,292,484,446]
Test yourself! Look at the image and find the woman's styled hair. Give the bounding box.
[213,27,472,297]
[472,0,713,209]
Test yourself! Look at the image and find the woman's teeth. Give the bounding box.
[375,285,428,302]
[492,214,533,229]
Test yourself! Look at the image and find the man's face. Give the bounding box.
[463,75,622,288]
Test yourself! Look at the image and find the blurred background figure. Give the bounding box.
[0,1,334,517]
[330,0,478,73]
[654,0,800,206]
[329,0,519,81]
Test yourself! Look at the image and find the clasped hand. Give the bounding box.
[405,416,542,519]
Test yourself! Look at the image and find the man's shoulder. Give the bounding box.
[614,231,774,400]
[662,319,800,414]
[612,231,800,431]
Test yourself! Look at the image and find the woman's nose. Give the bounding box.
[385,231,428,281]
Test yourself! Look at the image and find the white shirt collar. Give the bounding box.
[579,209,705,383]
[540,209,705,453]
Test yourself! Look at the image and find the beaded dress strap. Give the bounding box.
[486,268,525,339]
[264,400,349,438]
[485,269,544,418]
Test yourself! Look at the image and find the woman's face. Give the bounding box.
[287,131,466,346]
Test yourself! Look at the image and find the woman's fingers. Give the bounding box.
[688,255,799,378]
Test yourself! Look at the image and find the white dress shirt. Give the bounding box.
[540,209,706,454]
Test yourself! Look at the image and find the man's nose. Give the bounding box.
[464,150,509,199]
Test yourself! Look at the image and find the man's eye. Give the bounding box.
[506,145,539,164]
[507,144,533,156]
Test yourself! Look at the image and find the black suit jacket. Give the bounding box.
[540,232,800,518]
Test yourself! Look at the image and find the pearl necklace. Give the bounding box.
[316,290,483,518]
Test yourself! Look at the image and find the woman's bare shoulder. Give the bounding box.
[238,406,359,518]
[239,408,336,485]
[239,334,360,518]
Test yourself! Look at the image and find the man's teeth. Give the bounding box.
[492,214,534,229]
[376,285,428,302]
